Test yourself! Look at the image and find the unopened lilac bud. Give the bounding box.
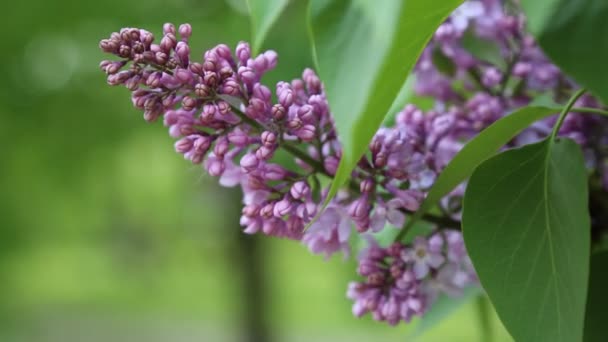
[175,41,190,65]
[254,145,272,160]
[303,68,321,94]
[297,105,315,123]
[236,41,251,64]
[296,124,316,141]
[99,39,119,53]
[213,137,230,156]
[242,204,260,217]
[160,34,176,52]
[175,68,193,84]
[118,45,131,58]
[207,158,225,176]
[219,66,234,80]
[273,198,292,217]
[263,50,278,69]
[227,129,249,147]
[238,66,256,85]
[200,103,216,121]
[324,156,339,175]
[252,54,268,72]
[193,136,211,153]
[513,62,531,77]
[189,62,204,75]
[252,84,272,101]
[261,131,276,147]
[290,181,310,199]
[271,104,286,120]
[125,75,141,91]
[203,71,218,87]
[181,96,197,111]
[221,79,241,96]
[260,203,274,219]
[217,101,231,116]
[240,153,259,173]
[278,87,294,107]
[178,23,192,40]
[146,72,162,88]
[349,197,369,220]
[360,179,374,193]
[195,83,211,98]
[264,164,287,180]
[163,23,176,35]
[143,108,161,122]
[215,44,233,61]
[287,118,302,130]
[482,67,502,88]
[203,56,218,71]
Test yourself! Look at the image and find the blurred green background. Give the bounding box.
[0,0,512,341]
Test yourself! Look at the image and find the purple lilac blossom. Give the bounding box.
[98,0,608,326]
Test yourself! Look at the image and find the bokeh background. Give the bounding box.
[0,0,513,341]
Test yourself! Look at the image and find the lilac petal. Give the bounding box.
[428,253,445,268]
[413,262,430,279]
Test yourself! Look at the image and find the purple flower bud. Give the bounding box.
[181,96,197,111]
[263,50,278,69]
[252,84,272,101]
[203,71,218,87]
[227,129,249,147]
[217,101,231,116]
[221,79,241,96]
[175,68,193,84]
[163,23,176,35]
[255,146,274,160]
[238,66,257,85]
[236,42,251,64]
[178,23,192,40]
[273,198,292,217]
[324,156,339,175]
[215,44,233,61]
[261,131,277,147]
[287,118,303,130]
[174,136,194,153]
[175,41,190,65]
[264,164,287,181]
[213,136,230,156]
[271,104,286,120]
[260,203,274,219]
[206,157,225,176]
[146,72,162,88]
[290,181,310,199]
[360,179,374,193]
[189,62,204,75]
[240,153,259,173]
[296,124,316,141]
[297,105,315,123]
[160,34,176,52]
[195,83,211,98]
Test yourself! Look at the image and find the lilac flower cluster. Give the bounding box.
[98,23,462,259]
[98,0,608,327]
[348,232,476,325]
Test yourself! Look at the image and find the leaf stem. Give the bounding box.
[550,88,587,140]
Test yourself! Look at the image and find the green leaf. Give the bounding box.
[521,0,608,104]
[308,0,463,205]
[405,106,560,231]
[246,0,291,54]
[462,138,590,342]
[461,28,506,70]
[584,251,608,342]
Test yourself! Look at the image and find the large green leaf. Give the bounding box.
[246,0,291,54]
[462,138,590,342]
[308,0,463,204]
[584,251,608,342]
[405,106,559,231]
[521,0,608,104]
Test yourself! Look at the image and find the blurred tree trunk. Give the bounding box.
[227,189,272,342]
